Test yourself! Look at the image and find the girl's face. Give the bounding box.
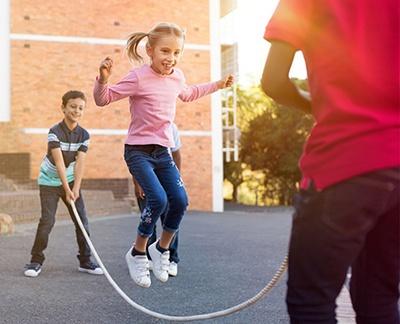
[147,35,184,75]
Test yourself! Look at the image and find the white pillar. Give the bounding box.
[209,0,223,212]
[0,0,10,122]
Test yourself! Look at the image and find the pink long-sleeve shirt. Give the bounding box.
[93,64,220,147]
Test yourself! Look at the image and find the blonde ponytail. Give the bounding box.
[126,32,148,63]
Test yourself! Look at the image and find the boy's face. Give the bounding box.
[62,98,85,123]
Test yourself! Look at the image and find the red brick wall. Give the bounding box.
[180,136,213,210]
[4,0,214,211]
[11,0,210,44]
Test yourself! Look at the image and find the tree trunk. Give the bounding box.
[232,185,238,203]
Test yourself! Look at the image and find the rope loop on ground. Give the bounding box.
[70,201,288,322]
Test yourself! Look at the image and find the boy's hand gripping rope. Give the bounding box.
[70,200,288,322]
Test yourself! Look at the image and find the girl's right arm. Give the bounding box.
[93,56,138,106]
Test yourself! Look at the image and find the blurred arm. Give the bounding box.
[261,41,312,114]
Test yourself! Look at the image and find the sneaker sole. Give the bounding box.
[24,268,41,277]
[78,267,104,275]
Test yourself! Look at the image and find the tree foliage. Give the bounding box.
[224,81,314,205]
[240,83,313,205]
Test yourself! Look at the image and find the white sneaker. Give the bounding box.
[148,260,153,271]
[24,263,42,278]
[125,247,151,288]
[148,241,169,282]
[168,261,178,277]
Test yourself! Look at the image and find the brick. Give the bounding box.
[12,0,210,44]
[4,0,216,211]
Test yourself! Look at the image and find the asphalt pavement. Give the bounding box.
[0,206,292,324]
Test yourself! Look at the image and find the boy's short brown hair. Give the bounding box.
[62,90,86,106]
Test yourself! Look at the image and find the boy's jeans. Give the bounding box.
[124,145,188,238]
[30,182,91,265]
[287,167,400,324]
[137,197,180,263]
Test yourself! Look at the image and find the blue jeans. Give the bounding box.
[30,183,91,265]
[124,145,188,238]
[287,167,400,324]
[137,197,180,263]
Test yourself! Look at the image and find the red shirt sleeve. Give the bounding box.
[264,0,314,50]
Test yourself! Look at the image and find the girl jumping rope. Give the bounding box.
[93,22,234,288]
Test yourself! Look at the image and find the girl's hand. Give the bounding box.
[218,74,234,89]
[99,57,113,83]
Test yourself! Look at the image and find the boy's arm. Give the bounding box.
[261,41,312,114]
[172,149,181,171]
[51,147,75,203]
[132,175,145,199]
[72,151,86,201]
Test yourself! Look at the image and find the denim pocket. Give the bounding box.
[321,180,381,237]
[347,174,396,192]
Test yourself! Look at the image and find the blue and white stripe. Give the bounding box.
[38,157,76,186]
[42,156,58,175]
[59,141,87,152]
[48,133,60,142]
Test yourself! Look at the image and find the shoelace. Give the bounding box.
[25,263,40,270]
[87,262,98,269]
[81,261,99,270]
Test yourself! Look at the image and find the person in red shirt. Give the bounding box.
[262,0,399,323]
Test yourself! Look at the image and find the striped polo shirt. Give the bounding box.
[38,120,90,186]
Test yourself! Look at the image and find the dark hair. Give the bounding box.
[126,22,186,63]
[62,90,86,106]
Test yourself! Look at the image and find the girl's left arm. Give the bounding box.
[178,74,234,102]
